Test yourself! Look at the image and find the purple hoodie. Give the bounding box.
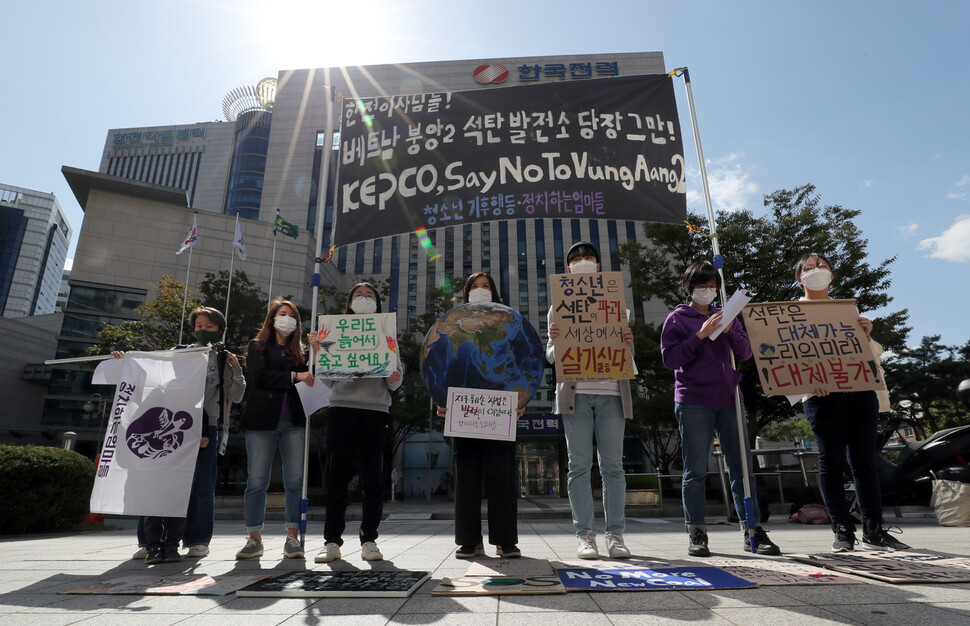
[660,304,752,408]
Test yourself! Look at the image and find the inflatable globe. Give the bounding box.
[420,302,544,409]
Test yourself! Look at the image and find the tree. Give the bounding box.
[884,336,970,433]
[88,275,200,354]
[619,184,910,443]
[196,270,269,354]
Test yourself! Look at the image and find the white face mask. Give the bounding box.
[801,267,833,291]
[467,287,493,303]
[569,259,598,274]
[691,287,717,306]
[351,296,377,314]
[273,315,297,336]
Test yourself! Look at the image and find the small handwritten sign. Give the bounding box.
[742,299,882,395]
[444,387,517,442]
[550,271,632,381]
[314,313,398,378]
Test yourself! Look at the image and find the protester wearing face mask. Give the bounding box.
[791,253,910,552]
[436,272,523,559]
[660,261,780,557]
[123,306,246,564]
[236,299,319,560]
[314,283,404,564]
[546,241,635,560]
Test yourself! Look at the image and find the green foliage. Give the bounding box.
[0,445,96,534]
[884,336,970,433]
[197,270,269,353]
[625,322,682,473]
[618,184,910,442]
[88,275,200,354]
[758,418,814,443]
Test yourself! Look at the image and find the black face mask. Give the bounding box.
[195,329,221,345]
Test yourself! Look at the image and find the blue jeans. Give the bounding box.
[244,417,305,531]
[675,402,760,531]
[803,391,882,530]
[183,425,219,545]
[562,393,626,537]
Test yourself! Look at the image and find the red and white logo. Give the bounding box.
[473,64,509,85]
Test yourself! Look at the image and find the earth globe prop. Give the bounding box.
[420,302,545,410]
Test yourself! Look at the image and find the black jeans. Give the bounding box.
[143,516,185,550]
[453,437,518,547]
[324,407,389,546]
[803,390,882,530]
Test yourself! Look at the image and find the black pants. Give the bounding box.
[803,390,882,530]
[324,407,389,546]
[453,437,518,547]
[143,516,185,550]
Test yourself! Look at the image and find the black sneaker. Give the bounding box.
[145,545,165,565]
[163,545,181,563]
[497,544,521,558]
[455,543,485,559]
[862,525,910,551]
[743,527,781,555]
[687,527,710,557]
[832,523,856,553]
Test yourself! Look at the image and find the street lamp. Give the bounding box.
[83,393,109,452]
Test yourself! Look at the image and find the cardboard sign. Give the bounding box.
[236,570,429,598]
[741,299,883,395]
[61,575,268,596]
[443,387,517,441]
[432,575,565,596]
[465,558,556,577]
[550,271,633,381]
[691,558,866,586]
[556,567,756,591]
[788,550,970,584]
[315,313,398,378]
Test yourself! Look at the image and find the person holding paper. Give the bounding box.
[792,253,909,552]
[121,307,246,564]
[660,260,780,557]
[236,299,319,560]
[314,283,403,564]
[546,241,634,560]
[442,272,522,559]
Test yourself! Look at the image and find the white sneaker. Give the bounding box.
[577,531,599,559]
[283,535,305,559]
[314,542,341,563]
[361,541,384,561]
[132,546,148,560]
[605,532,631,559]
[186,544,209,558]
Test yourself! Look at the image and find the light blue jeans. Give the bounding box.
[243,417,305,532]
[675,402,760,532]
[562,394,626,537]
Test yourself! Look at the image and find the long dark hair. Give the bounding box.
[345,282,383,314]
[462,272,501,304]
[252,298,305,366]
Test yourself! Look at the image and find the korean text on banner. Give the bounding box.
[334,75,686,247]
[742,299,883,396]
[550,271,633,381]
[443,387,517,442]
[89,349,208,516]
[315,313,398,378]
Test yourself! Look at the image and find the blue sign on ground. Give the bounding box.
[557,567,757,591]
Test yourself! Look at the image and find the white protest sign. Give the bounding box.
[443,387,517,442]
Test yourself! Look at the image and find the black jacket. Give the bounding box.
[239,338,309,431]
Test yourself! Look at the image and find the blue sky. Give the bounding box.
[4,1,969,348]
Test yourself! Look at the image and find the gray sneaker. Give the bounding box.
[283,535,305,559]
[605,532,631,559]
[235,537,264,560]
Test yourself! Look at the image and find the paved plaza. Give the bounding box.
[1,500,969,625]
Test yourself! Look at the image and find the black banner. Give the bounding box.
[334,75,686,247]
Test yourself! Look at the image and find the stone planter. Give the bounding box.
[266,492,285,511]
[625,489,661,506]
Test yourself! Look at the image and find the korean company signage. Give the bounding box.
[473,60,620,84]
[111,127,207,149]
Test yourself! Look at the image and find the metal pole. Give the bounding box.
[223,212,238,344]
[179,241,194,346]
[426,398,433,504]
[671,66,757,548]
[268,209,279,308]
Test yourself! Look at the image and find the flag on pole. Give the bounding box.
[89,349,209,516]
[273,214,299,239]
[177,215,198,255]
[233,220,247,260]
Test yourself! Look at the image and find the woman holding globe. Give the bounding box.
[442,272,523,559]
